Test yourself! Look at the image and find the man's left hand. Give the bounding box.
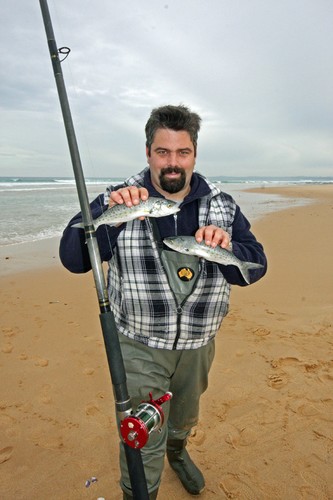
[195,225,231,249]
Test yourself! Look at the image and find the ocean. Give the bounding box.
[1,175,332,247]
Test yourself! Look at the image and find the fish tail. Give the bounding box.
[71,221,100,229]
[71,222,84,229]
[240,261,264,284]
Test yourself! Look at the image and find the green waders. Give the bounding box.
[119,223,215,497]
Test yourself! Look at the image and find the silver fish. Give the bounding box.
[163,235,264,284]
[72,197,180,229]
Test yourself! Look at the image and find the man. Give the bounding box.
[60,105,267,499]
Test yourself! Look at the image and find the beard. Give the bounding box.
[159,166,186,194]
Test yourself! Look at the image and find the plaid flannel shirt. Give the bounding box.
[106,169,236,350]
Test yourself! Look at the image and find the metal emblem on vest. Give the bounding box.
[177,267,195,281]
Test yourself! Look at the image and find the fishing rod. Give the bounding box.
[38,1,149,497]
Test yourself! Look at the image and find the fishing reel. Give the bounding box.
[120,392,172,449]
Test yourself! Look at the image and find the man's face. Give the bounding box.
[146,128,196,198]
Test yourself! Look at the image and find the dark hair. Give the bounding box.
[145,104,202,155]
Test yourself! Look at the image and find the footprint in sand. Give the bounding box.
[252,327,271,337]
[32,435,64,451]
[313,423,333,442]
[225,426,258,449]
[0,446,14,464]
[267,371,289,389]
[2,326,20,337]
[270,356,301,369]
[34,358,49,367]
[317,360,333,382]
[189,428,206,446]
[271,357,333,386]
[40,395,52,404]
[292,402,321,417]
[34,316,46,328]
[220,472,261,500]
[85,403,101,417]
[38,384,53,405]
[85,402,111,429]
[299,469,330,498]
[271,357,323,375]
[1,343,13,354]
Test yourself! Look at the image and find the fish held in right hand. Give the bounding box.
[72,197,180,229]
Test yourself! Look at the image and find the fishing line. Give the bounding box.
[47,1,100,172]
[47,0,116,258]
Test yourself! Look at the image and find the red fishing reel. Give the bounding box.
[120,392,172,449]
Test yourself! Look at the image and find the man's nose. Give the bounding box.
[167,152,178,166]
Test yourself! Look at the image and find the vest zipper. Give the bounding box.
[171,261,202,350]
[172,299,186,350]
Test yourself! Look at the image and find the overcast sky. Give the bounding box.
[1,0,332,179]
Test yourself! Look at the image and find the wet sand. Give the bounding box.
[1,185,332,499]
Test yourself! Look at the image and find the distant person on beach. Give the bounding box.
[59,104,267,499]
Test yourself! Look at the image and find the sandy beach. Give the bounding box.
[1,185,332,499]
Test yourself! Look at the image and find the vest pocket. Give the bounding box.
[161,250,200,305]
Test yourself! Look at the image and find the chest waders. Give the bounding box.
[151,219,207,495]
[119,221,203,498]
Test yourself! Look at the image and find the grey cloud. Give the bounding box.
[0,0,332,178]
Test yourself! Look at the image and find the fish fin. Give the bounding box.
[71,221,102,230]
[98,222,125,228]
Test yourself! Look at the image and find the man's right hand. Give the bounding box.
[108,186,149,221]
[108,186,149,208]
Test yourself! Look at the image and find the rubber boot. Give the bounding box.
[166,439,205,495]
[123,488,158,499]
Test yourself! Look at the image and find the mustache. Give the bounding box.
[161,166,184,175]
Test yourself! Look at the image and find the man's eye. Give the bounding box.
[180,150,190,156]
[158,150,167,155]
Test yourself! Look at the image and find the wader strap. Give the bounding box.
[150,218,164,256]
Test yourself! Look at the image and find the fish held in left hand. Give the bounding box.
[163,235,264,284]
[72,197,180,229]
